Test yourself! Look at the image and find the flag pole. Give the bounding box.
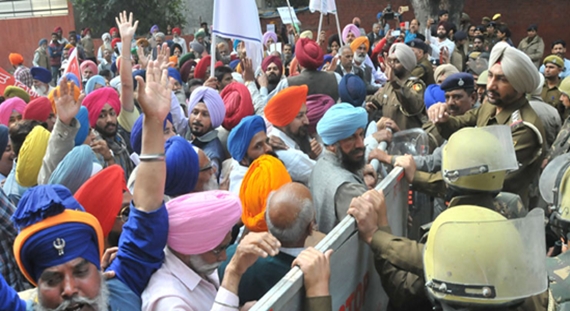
[210,3,218,78]
[285,0,298,36]
[334,10,343,47]
[317,12,323,41]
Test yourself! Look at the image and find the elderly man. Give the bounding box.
[310,103,370,233]
[335,45,365,79]
[351,36,381,94]
[408,39,436,86]
[540,40,570,78]
[172,27,188,54]
[368,43,426,130]
[428,42,546,207]
[0,50,172,310]
[192,147,219,193]
[272,38,340,102]
[265,85,323,184]
[541,54,564,108]
[33,38,50,70]
[243,55,284,114]
[518,24,544,69]
[227,115,273,194]
[80,60,98,85]
[30,67,53,96]
[219,182,316,302]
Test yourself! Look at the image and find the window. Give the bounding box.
[0,0,68,19]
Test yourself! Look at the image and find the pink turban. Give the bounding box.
[166,190,242,255]
[187,86,226,129]
[306,94,335,135]
[261,55,283,73]
[262,31,278,47]
[0,97,26,126]
[342,24,360,44]
[82,87,121,127]
[80,60,98,78]
[220,82,254,131]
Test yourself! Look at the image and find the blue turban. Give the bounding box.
[0,125,9,154]
[227,115,267,162]
[318,54,334,71]
[233,39,242,52]
[12,185,102,284]
[130,113,174,155]
[58,73,80,88]
[229,59,240,70]
[30,67,52,84]
[317,103,368,145]
[167,68,183,85]
[48,145,96,194]
[38,38,48,46]
[424,84,446,109]
[74,106,90,146]
[165,136,200,197]
[187,86,226,129]
[85,75,107,95]
[339,74,366,107]
[132,69,146,91]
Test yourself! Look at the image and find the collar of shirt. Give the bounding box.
[163,247,220,291]
[543,79,561,91]
[280,247,305,257]
[269,127,300,150]
[341,65,355,76]
[322,150,365,184]
[194,129,219,144]
[490,95,529,125]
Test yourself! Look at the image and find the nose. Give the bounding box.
[302,114,309,125]
[61,275,78,300]
[263,142,273,153]
[218,250,227,262]
[355,135,365,149]
[105,114,114,123]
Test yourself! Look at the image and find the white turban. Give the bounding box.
[489,42,541,94]
[531,74,544,97]
[389,43,417,73]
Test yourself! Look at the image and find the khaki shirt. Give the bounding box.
[410,58,435,86]
[541,79,562,108]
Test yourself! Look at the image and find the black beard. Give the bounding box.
[336,147,365,174]
[96,123,117,138]
[242,150,279,167]
[267,73,280,84]
[437,33,447,39]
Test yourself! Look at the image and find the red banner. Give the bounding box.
[0,67,40,101]
[63,48,82,90]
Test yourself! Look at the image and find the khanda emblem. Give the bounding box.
[53,238,66,256]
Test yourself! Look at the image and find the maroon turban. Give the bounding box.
[180,60,197,83]
[306,94,335,135]
[221,82,254,130]
[83,87,121,127]
[261,55,283,74]
[295,38,324,70]
[23,97,52,123]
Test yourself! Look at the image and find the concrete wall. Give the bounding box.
[182,0,213,35]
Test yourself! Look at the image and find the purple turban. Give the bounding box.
[187,86,226,129]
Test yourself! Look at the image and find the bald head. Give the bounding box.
[266,182,314,247]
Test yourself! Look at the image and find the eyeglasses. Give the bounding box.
[200,162,213,172]
[211,243,230,256]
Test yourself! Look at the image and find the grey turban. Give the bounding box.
[389,43,417,73]
[489,42,540,94]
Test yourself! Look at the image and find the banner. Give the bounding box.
[277,6,301,25]
[63,47,82,89]
[309,0,337,15]
[0,67,40,100]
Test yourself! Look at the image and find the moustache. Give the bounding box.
[349,147,365,156]
[192,121,203,127]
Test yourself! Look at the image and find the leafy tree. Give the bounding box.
[71,0,186,36]
[410,0,465,32]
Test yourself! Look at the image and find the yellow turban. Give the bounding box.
[350,36,370,53]
[16,126,50,187]
[240,155,292,232]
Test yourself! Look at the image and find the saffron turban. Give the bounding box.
[16,126,50,187]
[130,113,173,155]
[434,64,459,84]
[180,60,197,83]
[295,38,324,70]
[85,75,106,95]
[48,82,82,114]
[261,55,283,73]
[228,115,267,162]
[342,24,360,44]
[75,165,126,238]
[74,106,90,146]
[9,53,24,66]
[23,97,52,123]
[194,55,210,80]
[83,87,121,127]
[389,43,417,73]
[221,82,254,131]
[350,36,370,53]
[317,103,368,145]
[262,31,278,47]
[187,86,226,129]
[240,155,292,232]
[12,185,103,285]
[0,97,26,126]
[306,94,335,135]
[265,85,308,127]
[165,136,200,197]
[31,67,52,84]
[3,86,30,104]
[339,74,366,107]
[424,84,446,109]
[80,60,98,78]
[166,190,242,255]
[48,145,96,194]
[489,42,541,94]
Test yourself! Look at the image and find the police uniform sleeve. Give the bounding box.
[393,78,425,117]
[410,66,426,82]
[411,171,447,198]
[434,105,480,139]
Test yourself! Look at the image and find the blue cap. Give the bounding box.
[440,72,475,91]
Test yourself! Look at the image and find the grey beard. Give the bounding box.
[354,54,366,64]
[202,174,219,191]
[35,273,109,311]
[189,255,221,276]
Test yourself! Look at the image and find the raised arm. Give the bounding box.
[116,11,137,113]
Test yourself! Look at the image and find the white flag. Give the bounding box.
[213,0,263,69]
[309,0,337,15]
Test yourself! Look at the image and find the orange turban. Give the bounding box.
[289,57,300,76]
[9,53,24,66]
[48,82,81,114]
[264,85,308,127]
[169,55,178,68]
[240,155,292,232]
[75,165,127,238]
[350,36,370,53]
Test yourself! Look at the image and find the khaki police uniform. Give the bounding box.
[410,57,436,86]
[541,79,562,109]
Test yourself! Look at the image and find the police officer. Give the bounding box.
[367,43,426,130]
[545,76,570,168]
[408,38,435,86]
[427,42,546,207]
[541,54,564,108]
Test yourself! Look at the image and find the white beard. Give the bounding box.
[189,255,221,276]
[35,272,109,311]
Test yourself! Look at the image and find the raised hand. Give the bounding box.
[242,58,255,82]
[54,77,80,126]
[155,43,171,70]
[136,45,149,69]
[115,11,138,39]
[135,60,172,121]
